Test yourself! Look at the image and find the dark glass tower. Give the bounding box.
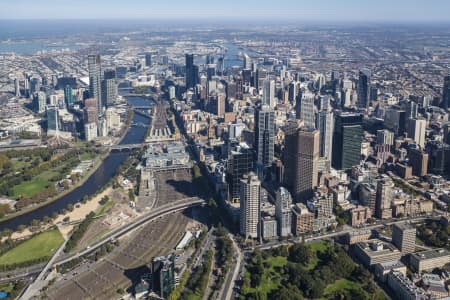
[357,68,371,109]
[227,143,254,202]
[255,105,275,170]
[332,112,363,170]
[185,54,198,89]
[441,74,450,110]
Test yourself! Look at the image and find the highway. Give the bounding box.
[54,197,204,267]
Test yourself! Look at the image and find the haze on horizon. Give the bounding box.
[1,0,450,23]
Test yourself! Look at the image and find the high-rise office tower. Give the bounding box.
[206,64,216,81]
[64,85,75,107]
[384,107,406,136]
[206,54,214,65]
[300,92,315,128]
[101,69,118,107]
[332,112,363,170]
[185,54,198,89]
[288,81,298,104]
[239,173,261,239]
[254,105,275,170]
[316,108,334,162]
[408,118,426,148]
[408,148,428,177]
[227,143,254,203]
[284,124,320,202]
[46,106,59,132]
[376,176,394,219]
[262,79,275,108]
[145,53,152,67]
[256,68,267,90]
[243,53,252,69]
[14,78,20,97]
[275,187,292,237]
[88,54,102,113]
[29,77,41,95]
[151,254,175,299]
[217,56,224,75]
[392,223,416,254]
[357,68,371,109]
[34,91,46,113]
[441,74,450,110]
[377,129,395,146]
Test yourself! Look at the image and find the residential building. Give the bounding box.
[275,187,292,237]
[239,173,261,239]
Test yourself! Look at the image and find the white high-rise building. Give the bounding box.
[408,118,426,148]
[300,91,315,128]
[84,122,98,141]
[262,79,276,108]
[243,53,252,70]
[240,173,261,239]
[168,86,176,99]
[275,187,292,237]
[316,108,334,162]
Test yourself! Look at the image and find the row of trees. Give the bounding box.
[64,212,96,253]
[180,250,214,300]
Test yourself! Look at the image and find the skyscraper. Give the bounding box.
[145,53,152,67]
[88,54,102,112]
[284,124,320,202]
[243,53,252,69]
[185,54,198,89]
[240,173,261,239]
[64,85,74,107]
[357,68,371,109]
[332,112,363,170]
[316,107,334,162]
[275,187,292,237]
[262,79,275,108]
[101,69,118,107]
[46,105,59,132]
[377,129,394,146]
[408,118,426,148]
[14,78,20,97]
[300,92,315,128]
[441,74,450,110]
[151,254,175,299]
[254,105,275,170]
[227,143,254,202]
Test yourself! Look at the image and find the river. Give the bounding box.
[0,97,152,231]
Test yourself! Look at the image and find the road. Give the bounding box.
[221,233,242,300]
[20,229,69,300]
[55,197,204,267]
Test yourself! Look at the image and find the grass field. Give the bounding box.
[306,241,328,270]
[324,279,363,296]
[12,177,51,198]
[0,229,64,266]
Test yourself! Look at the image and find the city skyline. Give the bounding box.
[2,0,450,22]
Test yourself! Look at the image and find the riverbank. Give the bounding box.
[0,108,135,224]
[0,150,109,223]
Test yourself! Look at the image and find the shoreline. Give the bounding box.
[0,151,109,223]
[0,109,134,225]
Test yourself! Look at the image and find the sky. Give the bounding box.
[1,0,450,22]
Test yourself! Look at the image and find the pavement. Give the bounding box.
[20,230,69,300]
[221,233,242,300]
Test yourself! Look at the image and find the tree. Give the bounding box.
[288,243,312,266]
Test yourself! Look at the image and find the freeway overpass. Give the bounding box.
[20,198,204,299]
[54,197,204,267]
